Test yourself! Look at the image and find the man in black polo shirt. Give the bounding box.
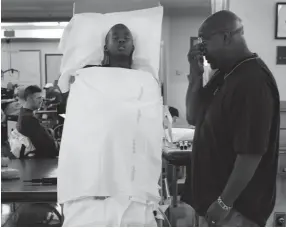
[17,85,58,158]
[183,11,280,226]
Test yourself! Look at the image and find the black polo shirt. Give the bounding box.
[182,54,280,226]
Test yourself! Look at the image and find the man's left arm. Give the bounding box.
[220,154,262,207]
[206,79,274,224]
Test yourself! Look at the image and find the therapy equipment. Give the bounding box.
[58,67,163,226]
[171,128,195,142]
[58,6,163,93]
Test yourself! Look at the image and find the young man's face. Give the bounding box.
[28,92,43,110]
[105,24,134,58]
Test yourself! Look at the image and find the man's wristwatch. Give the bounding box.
[217,196,232,211]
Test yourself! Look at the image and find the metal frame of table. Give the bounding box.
[1,159,58,203]
[2,152,198,226]
[162,148,192,226]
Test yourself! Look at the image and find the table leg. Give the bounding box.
[11,203,16,212]
[171,165,178,208]
[169,165,178,226]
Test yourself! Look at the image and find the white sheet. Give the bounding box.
[63,196,157,227]
[57,67,163,204]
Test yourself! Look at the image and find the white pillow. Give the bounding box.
[58,6,163,93]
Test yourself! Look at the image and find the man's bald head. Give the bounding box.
[199,10,243,38]
[196,10,249,71]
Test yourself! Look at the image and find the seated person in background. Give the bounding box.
[44,83,54,90]
[1,83,17,110]
[15,85,58,158]
[168,106,179,123]
[43,82,54,100]
[6,82,16,98]
[44,83,63,109]
[2,86,24,145]
[163,106,180,141]
[4,86,26,116]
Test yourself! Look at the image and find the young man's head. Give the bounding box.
[198,10,249,71]
[23,85,43,110]
[103,24,135,68]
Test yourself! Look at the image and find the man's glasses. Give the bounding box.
[197,26,244,54]
[197,38,207,55]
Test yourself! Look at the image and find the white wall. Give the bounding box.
[1,40,60,88]
[230,0,286,101]
[161,12,171,103]
[164,0,286,126]
[164,10,211,124]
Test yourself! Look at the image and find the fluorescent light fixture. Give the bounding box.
[1,22,68,28]
[1,22,67,39]
[1,29,64,39]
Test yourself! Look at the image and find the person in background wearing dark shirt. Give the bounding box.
[168,106,179,123]
[4,86,26,116]
[17,85,58,158]
[183,11,280,226]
